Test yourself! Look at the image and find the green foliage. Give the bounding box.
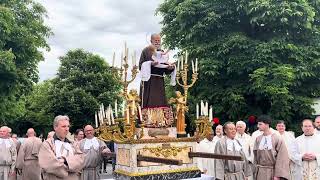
[158,0,320,131]
[48,49,122,131]
[0,0,51,124]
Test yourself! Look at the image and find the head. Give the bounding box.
[26,128,36,138]
[0,126,9,138]
[205,128,214,141]
[276,120,286,134]
[75,129,84,141]
[7,127,12,138]
[215,125,223,136]
[302,119,315,136]
[11,133,18,140]
[53,115,70,140]
[236,121,246,135]
[223,122,237,139]
[150,33,161,50]
[47,131,55,140]
[314,116,320,130]
[257,115,272,132]
[175,91,182,97]
[84,125,95,139]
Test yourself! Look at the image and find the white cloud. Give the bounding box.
[37,0,165,87]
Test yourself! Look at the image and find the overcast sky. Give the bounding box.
[37,0,164,88]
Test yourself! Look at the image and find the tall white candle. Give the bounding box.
[112,52,115,67]
[205,102,209,116]
[200,100,204,116]
[185,50,188,64]
[122,101,125,117]
[177,58,180,71]
[138,105,142,121]
[191,60,195,73]
[209,106,213,122]
[196,103,199,119]
[181,56,184,70]
[95,112,98,128]
[195,58,198,72]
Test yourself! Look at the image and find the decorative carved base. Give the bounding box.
[114,169,201,180]
[177,133,187,138]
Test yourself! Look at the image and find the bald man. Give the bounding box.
[0,126,17,180]
[79,125,111,180]
[16,128,42,180]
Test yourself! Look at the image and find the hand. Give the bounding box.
[273,177,280,180]
[9,171,16,176]
[303,153,316,161]
[203,169,207,174]
[102,148,111,154]
[151,61,159,66]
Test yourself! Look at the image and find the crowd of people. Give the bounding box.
[197,115,320,180]
[1,114,319,180]
[0,115,111,180]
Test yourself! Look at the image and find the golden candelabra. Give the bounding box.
[194,116,213,140]
[96,45,142,143]
[172,52,198,137]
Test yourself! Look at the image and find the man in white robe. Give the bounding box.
[39,115,84,180]
[235,121,253,180]
[314,116,320,134]
[197,128,217,179]
[0,126,17,180]
[79,125,111,180]
[276,120,295,180]
[291,119,320,180]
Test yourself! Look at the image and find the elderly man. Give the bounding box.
[0,126,17,180]
[16,128,42,180]
[197,128,217,179]
[291,119,320,179]
[314,116,320,134]
[214,122,251,180]
[253,115,289,180]
[39,115,84,180]
[213,125,223,141]
[79,125,111,180]
[235,121,253,180]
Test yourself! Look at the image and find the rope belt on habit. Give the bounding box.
[151,74,164,77]
[256,164,274,169]
[224,171,245,177]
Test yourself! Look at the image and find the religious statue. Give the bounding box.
[126,89,140,116]
[169,91,188,137]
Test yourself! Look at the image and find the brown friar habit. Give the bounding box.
[253,133,290,180]
[16,137,42,180]
[139,47,174,108]
[38,134,84,180]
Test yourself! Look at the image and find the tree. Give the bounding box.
[48,49,122,132]
[157,0,320,131]
[0,0,52,124]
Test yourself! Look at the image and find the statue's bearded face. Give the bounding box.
[151,35,161,50]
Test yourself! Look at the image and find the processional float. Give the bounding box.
[95,44,242,180]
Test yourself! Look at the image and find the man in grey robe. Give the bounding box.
[79,125,111,180]
[16,128,42,180]
[214,122,251,180]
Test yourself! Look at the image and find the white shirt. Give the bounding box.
[83,137,100,150]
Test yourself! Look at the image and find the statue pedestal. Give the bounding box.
[136,127,177,139]
[114,138,201,180]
